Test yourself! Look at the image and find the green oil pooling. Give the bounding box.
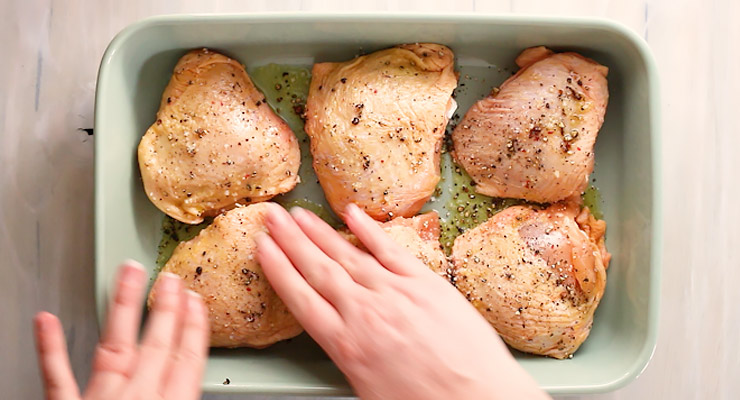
[424,150,603,254]
[582,184,604,220]
[250,63,341,227]
[156,63,604,265]
[424,151,528,254]
[156,216,210,269]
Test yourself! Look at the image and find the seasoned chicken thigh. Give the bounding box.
[305,44,458,221]
[341,211,447,276]
[149,203,303,348]
[452,46,608,203]
[138,49,300,224]
[451,202,609,359]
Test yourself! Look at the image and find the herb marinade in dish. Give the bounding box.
[156,63,604,266]
[147,47,609,358]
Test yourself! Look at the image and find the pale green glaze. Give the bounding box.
[423,151,530,254]
[155,216,210,269]
[95,13,661,396]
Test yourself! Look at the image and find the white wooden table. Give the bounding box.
[1,0,737,398]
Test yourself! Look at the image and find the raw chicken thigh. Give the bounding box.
[451,201,610,358]
[138,49,300,224]
[452,46,608,203]
[305,44,458,221]
[149,203,303,348]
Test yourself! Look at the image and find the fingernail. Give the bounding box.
[158,272,181,294]
[345,203,360,216]
[123,259,146,271]
[34,312,53,332]
[290,207,311,222]
[120,260,146,284]
[254,231,267,242]
[266,204,287,224]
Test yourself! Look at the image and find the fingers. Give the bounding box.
[128,272,186,389]
[87,261,147,393]
[163,291,209,400]
[289,207,390,287]
[256,232,343,342]
[344,203,422,276]
[101,261,148,348]
[263,204,363,311]
[34,312,81,400]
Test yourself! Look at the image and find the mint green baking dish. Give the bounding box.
[94,13,661,396]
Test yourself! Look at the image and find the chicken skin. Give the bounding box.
[341,211,447,276]
[451,202,609,359]
[138,49,300,224]
[305,44,458,221]
[452,46,609,203]
[149,203,303,348]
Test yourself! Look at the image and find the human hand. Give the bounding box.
[34,261,209,400]
[256,203,550,400]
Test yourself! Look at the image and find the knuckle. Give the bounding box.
[141,335,172,352]
[151,294,180,313]
[318,258,340,275]
[344,252,373,270]
[356,303,388,332]
[293,288,314,310]
[174,347,204,365]
[309,260,341,287]
[288,288,327,325]
[395,281,431,308]
[94,343,135,373]
[380,247,409,266]
[184,309,207,328]
[330,334,366,366]
[113,281,141,306]
[42,373,69,391]
[96,342,132,359]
